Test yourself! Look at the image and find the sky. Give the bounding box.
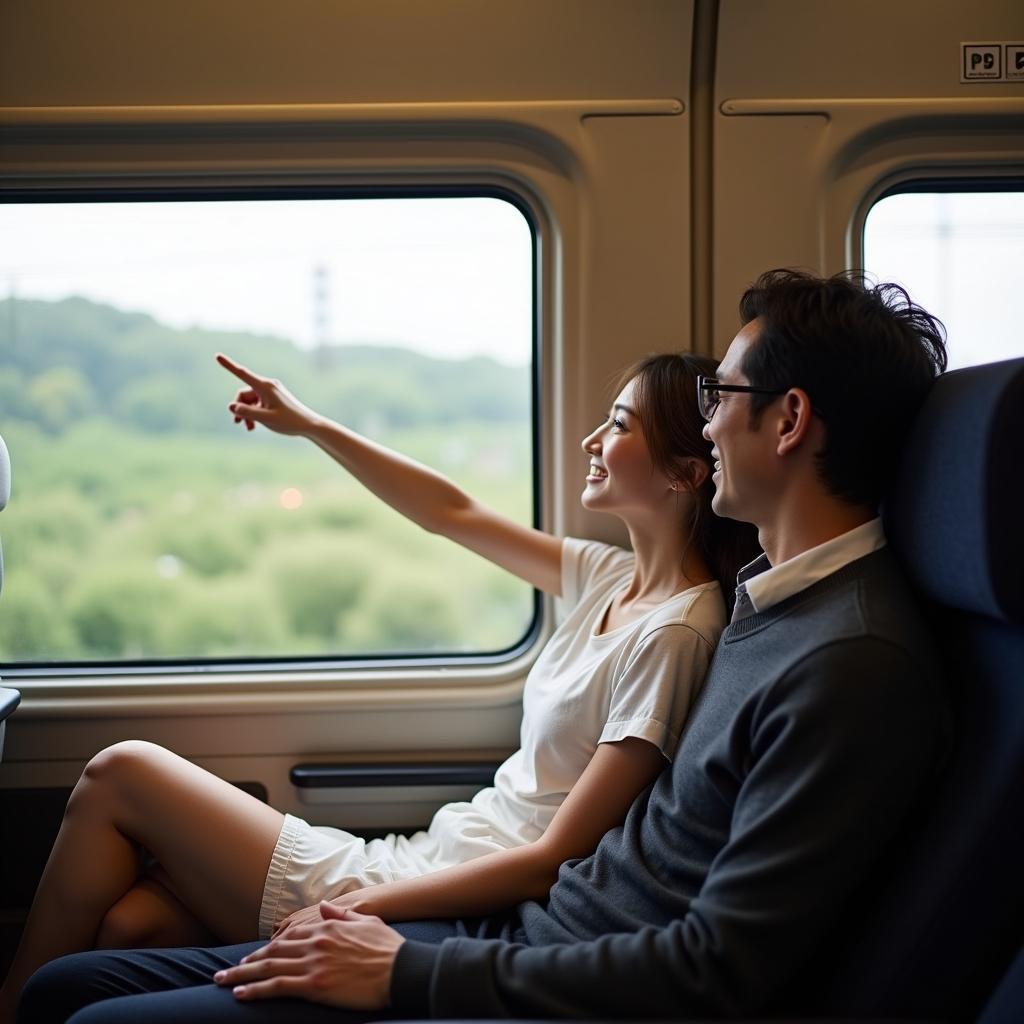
[0,196,534,366]
[1,191,1022,373]
[864,191,1024,371]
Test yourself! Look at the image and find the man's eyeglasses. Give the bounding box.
[696,376,788,423]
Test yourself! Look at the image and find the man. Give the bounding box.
[19,270,950,1023]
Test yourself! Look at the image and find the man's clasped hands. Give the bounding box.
[215,901,403,1011]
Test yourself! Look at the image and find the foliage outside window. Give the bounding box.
[0,196,535,666]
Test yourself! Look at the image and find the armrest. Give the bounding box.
[0,685,20,761]
[0,687,19,722]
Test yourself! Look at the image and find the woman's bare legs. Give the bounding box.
[0,740,286,1019]
[94,872,218,949]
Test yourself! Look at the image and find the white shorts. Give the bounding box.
[257,806,523,939]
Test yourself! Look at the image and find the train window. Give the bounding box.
[0,195,536,669]
[863,189,1024,371]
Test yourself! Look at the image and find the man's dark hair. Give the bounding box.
[738,268,948,508]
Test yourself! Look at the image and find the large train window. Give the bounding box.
[863,187,1024,371]
[0,194,536,669]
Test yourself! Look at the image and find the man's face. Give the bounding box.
[703,318,779,526]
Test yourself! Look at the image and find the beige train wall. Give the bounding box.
[0,0,1021,821]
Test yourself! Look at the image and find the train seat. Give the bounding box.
[816,355,1024,1019]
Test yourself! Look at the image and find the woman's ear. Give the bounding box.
[687,457,710,491]
[671,457,709,493]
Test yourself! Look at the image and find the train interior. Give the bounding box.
[1,0,1023,1019]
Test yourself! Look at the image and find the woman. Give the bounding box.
[0,351,758,1018]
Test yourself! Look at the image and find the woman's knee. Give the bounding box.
[70,741,169,815]
[94,896,150,951]
[81,741,167,789]
[96,882,217,951]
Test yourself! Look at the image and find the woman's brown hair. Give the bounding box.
[614,353,761,613]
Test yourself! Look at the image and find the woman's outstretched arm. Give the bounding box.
[273,736,665,931]
[217,353,563,595]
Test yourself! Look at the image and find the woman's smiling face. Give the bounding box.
[579,377,676,517]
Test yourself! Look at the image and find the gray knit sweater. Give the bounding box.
[392,549,949,1018]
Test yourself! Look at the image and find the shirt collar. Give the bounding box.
[736,518,886,616]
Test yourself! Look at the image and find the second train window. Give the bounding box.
[863,188,1024,371]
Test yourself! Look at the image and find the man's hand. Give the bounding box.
[214,902,404,1009]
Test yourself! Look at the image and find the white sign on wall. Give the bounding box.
[1006,44,1024,82]
[961,42,1024,82]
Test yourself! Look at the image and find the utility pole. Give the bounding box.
[313,263,333,370]
[5,276,16,355]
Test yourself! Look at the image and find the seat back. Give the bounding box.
[979,946,1024,1024]
[821,357,1024,1018]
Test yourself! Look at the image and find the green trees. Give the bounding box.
[1,297,529,438]
[0,297,533,664]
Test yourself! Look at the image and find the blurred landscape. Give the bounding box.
[0,296,534,664]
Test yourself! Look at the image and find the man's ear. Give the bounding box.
[775,387,816,457]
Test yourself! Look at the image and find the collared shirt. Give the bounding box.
[731,517,887,622]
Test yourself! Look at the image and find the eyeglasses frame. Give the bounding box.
[696,375,789,423]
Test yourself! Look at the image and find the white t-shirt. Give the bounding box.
[268,537,730,915]
[426,538,725,858]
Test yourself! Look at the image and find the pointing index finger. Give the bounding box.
[216,352,264,388]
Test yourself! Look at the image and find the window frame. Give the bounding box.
[852,169,1024,273]
[0,182,544,679]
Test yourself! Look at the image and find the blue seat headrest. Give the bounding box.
[884,357,1024,626]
